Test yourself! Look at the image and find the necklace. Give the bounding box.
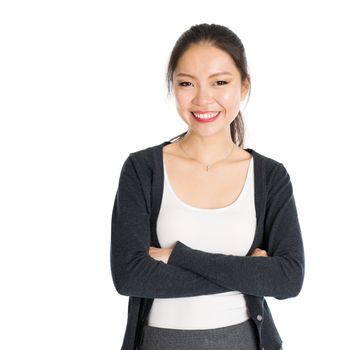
[178,136,235,172]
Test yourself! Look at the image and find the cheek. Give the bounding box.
[175,90,192,108]
[217,89,241,107]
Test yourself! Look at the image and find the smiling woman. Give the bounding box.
[166,25,251,149]
[172,44,249,136]
[110,23,304,350]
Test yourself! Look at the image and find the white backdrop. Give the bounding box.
[1,0,349,349]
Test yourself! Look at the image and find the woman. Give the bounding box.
[111,23,305,350]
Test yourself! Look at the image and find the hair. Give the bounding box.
[165,23,251,147]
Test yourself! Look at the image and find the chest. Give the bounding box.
[163,153,253,210]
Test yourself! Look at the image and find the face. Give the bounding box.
[173,44,250,137]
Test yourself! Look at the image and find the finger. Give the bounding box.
[251,248,268,257]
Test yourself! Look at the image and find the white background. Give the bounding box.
[1,0,349,349]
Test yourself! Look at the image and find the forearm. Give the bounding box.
[111,249,232,298]
[167,241,304,299]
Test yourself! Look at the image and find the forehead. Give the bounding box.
[174,44,238,77]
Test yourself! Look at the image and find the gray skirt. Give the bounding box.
[140,318,260,350]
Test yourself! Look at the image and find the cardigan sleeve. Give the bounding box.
[110,155,231,298]
[167,163,305,300]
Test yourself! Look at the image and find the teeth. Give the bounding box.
[193,112,219,119]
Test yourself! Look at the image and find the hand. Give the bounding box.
[251,248,269,257]
[149,246,173,264]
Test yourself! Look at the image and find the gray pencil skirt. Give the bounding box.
[140,318,260,350]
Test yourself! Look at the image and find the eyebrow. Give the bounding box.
[175,72,233,79]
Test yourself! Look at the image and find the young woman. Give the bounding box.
[111,23,305,350]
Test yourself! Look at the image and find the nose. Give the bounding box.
[193,85,213,105]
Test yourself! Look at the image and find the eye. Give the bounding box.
[178,82,193,87]
[215,80,228,86]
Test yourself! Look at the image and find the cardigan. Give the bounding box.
[110,139,305,350]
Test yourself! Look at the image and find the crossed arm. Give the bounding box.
[148,246,268,263]
[111,156,305,300]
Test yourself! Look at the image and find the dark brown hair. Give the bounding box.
[166,23,251,147]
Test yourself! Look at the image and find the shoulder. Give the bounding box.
[249,148,284,169]
[249,148,291,187]
[249,148,283,167]
[259,155,294,203]
[128,140,166,159]
[121,140,167,176]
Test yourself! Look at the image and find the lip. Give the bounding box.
[191,111,221,123]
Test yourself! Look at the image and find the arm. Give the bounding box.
[167,163,305,300]
[110,155,231,298]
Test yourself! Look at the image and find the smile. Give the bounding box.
[191,111,221,123]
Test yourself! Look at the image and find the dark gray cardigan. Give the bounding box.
[110,139,305,350]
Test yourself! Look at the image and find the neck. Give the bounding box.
[178,129,237,165]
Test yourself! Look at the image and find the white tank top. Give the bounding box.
[146,156,256,330]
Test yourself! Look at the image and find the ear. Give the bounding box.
[240,75,250,101]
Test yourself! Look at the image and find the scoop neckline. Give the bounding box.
[162,148,254,212]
